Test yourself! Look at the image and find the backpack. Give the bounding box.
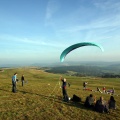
[71,94,81,102]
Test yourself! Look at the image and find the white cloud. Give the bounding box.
[0,34,66,48]
[46,0,60,20]
[93,0,120,11]
[45,0,60,27]
[55,0,120,37]
[59,13,120,35]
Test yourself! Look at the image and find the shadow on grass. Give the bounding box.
[18,90,87,108]
[18,90,58,99]
[0,88,11,92]
[56,98,95,112]
[4,88,96,113]
[0,87,98,113]
[18,90,95,111]
[0,88,94,111]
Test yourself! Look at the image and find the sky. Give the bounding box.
[0,0,120,65]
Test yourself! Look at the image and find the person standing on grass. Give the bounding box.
[83,82,87,90]
[12,73,17,93]
[60,76,69,102]
[21,74,24,86]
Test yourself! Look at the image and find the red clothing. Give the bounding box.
[103,87,106,90]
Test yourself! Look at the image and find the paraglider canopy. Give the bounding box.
[60,42,104,62]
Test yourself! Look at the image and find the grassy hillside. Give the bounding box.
[45,65,120,77]
[0,68,120,120]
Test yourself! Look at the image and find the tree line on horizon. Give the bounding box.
[45,65,120,78]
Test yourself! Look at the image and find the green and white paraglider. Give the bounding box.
[60,42,104,62]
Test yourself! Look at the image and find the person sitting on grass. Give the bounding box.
[95,96,109,113]
[103,87,106,93]
[85,88,93,91]
[84,94,96,108]
[108,96,116,110]
[97,87,102,93]
[107,88,115,95]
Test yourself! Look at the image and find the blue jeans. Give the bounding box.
[12,81,16,93]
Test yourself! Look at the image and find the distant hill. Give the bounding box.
[1,61,120,78]
[44,62,120,77]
